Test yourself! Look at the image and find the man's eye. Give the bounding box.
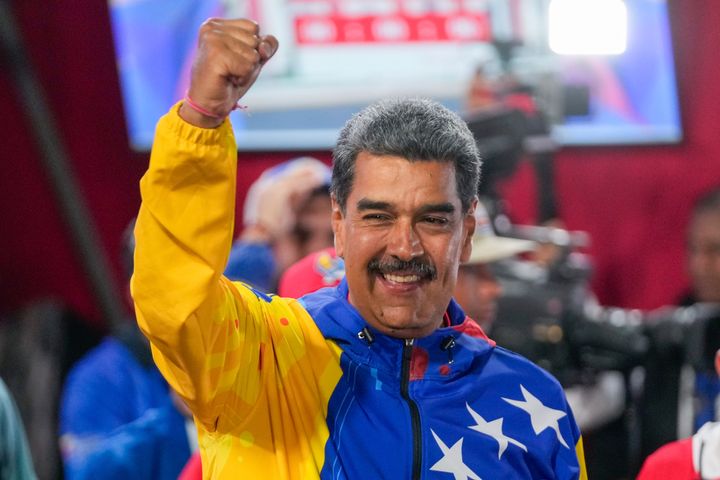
[423,216,449,225]
[363,213,390,222]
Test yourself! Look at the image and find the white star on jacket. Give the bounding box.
[430,430,481,480]
[466,403,528,459]
[502,384,569,448]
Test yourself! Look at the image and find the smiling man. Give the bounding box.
[132,18,587,479]
[335,152,474,340]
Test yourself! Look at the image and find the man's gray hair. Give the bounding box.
[331,98,481,213]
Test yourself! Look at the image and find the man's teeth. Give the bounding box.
[383,273,420,283]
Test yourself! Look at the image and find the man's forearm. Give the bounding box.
[131,104,240,420]
[133,103,237,323]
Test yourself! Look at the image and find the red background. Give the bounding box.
[0,0,718,329]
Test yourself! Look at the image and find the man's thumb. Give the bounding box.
[259,35,279,64]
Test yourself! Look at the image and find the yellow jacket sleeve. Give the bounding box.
[131,103,262,430]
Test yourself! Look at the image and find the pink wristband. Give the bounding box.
[183,93,248,120]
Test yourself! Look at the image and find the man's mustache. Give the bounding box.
[367,257,437,280]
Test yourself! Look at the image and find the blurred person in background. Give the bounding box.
[277,247,345,299]
[679,187,720,430]
[453,202,536,331]
[224,156,334,291]
[642,186,720,460]
[685,187,720,307]
[0,377,36,480]
[58,221,194,480]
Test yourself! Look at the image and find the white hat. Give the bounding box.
[465,203,537,265]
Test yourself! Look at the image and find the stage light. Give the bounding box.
[548,0,627,55]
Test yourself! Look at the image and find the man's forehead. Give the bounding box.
[352,151,458,185]
[691,212,720,237]
[693,210,720,226]
[355,150,450,166]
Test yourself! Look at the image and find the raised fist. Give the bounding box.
[180,18,278,127]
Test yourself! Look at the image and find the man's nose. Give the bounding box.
[387,219,424,261]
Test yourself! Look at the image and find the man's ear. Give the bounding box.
[459,197,478,263]
[331,194,346,258]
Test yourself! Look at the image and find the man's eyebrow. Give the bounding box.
[418,203,456,215]
[356,199,393,211]
[356,199,456,215]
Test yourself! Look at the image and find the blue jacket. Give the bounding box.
[59,337,191,480]
[300,280,586,479]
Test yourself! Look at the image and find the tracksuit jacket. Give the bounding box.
[132,103,587,479]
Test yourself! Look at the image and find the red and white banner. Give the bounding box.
[287,0,490,44]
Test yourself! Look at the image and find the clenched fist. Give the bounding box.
[180,18,278,128]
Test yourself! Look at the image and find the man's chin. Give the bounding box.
[378,323,431,339]
[373,309,441,338]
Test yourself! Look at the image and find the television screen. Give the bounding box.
[109,0,682,150]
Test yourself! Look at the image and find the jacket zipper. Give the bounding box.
[401,338,422,480]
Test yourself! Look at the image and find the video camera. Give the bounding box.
[462,72,720,386]
[488,231,720,386]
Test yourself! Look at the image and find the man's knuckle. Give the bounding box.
[243,20,260,34]
[200,28,220,46]
[200,17,220,33]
